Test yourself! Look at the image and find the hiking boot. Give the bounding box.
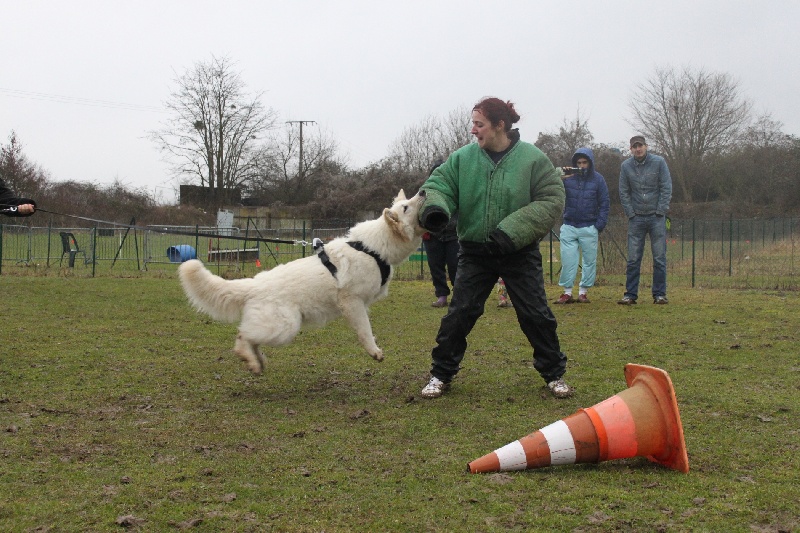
[431,296,447,308]
[547,378,574,399]
[420,377,450,399]
[577,294,590,303]
[554,293,575,304]
[654,296,669,305]
[617,297,637,305]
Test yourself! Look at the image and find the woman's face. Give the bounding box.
[471,110,506,151]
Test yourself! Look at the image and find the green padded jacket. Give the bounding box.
[419,140,565,252]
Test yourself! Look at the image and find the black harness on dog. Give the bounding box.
[347,241,391,286]
[313,238,338,278]
[313,238,390,286]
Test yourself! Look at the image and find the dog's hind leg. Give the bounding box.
[338,297,383,361]
[234,334,265,374]
[235,305,302,374]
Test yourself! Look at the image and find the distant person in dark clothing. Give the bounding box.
[0,176,36,217]
[424,212,459,308]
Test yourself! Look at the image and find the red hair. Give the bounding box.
[472,97,520,131]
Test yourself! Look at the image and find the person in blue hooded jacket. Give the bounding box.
[554,147,609,304]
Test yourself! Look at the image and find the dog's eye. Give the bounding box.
[403,205,408,212]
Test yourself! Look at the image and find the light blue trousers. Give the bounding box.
[558,224,599,290]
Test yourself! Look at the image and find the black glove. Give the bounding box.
[486,229,516,255]
[420,206,449,233]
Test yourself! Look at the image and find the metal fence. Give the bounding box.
[1,216,797,289]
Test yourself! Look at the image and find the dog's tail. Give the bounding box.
[178,259,253,323]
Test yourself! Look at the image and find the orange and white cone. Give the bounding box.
[468,364,689,474]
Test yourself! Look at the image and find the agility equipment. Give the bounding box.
[468,364,689,473]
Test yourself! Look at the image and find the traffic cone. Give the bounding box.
[468,364,689,474]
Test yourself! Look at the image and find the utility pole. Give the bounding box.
[286,120,316,180]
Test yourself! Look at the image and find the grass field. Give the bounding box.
[1,276,798,532]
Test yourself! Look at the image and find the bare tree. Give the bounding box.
[149,55,277,202]
[739,113,793,149]
[628,66,751,201]
[388,105,473,173]
[705,114,798,209]
[248,124,345,205]
[535,109,594,165]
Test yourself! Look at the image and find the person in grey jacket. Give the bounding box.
[618,135,672,305]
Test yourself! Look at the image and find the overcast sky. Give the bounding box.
[3,0,799,203]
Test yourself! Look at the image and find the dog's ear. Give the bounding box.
[393,189,407,204]
[383,207,399,224]
[383,207,410,241]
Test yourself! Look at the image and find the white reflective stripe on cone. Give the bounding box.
[496,440,527,471]
[540,420,577,465]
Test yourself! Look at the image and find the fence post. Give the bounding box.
[728,214,733,277]
[773,218,777,243]
[701,220,705,259]
[134,218,140,271]
[92,227,97,277]
[420,240,425,279]
[241,219,250,272]
[46,219,52,267]
[692,219,696,289]
[791,216,795,288]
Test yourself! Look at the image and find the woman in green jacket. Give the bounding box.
[418,97,573,399]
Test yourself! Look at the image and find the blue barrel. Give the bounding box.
[167,244,197,263]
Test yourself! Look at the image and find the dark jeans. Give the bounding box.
[425,238,459,297]
[429,244,567,384]
[624,214,667,300]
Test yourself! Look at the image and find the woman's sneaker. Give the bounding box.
[547,378,574,398]
[421,377,450,399]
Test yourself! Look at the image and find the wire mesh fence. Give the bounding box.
[1,215,797,289]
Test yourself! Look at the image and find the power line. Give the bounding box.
[0,87,165,113]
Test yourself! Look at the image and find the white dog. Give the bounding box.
[178,189,427,374]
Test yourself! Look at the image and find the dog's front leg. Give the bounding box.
[338,297,383,361]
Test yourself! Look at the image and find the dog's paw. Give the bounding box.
[370,348,384,362]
